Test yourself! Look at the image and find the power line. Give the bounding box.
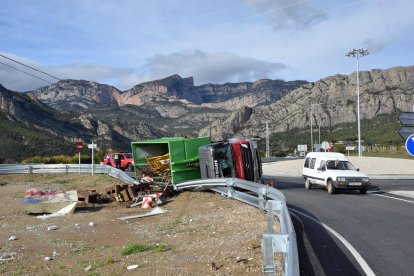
[0,60,54,84]
[0,54,61,81]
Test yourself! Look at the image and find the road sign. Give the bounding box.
[405,134,414,156]
[321,141,330,150]
[399,112,414,126]
[88,143,97,149]
[398,126,414,139]
[297,144,307,152]
[75,141,83,153]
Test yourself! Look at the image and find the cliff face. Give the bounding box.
[31,80,121,110]
[202,66,414,139]
[27,75,304,136]
[0,85,171,153]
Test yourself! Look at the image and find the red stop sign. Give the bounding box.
[75,141,84,153]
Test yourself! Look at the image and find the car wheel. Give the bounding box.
[127,163,134,172]
[327,180,336,194]
[360,188,367,194]
[305,179,312,189]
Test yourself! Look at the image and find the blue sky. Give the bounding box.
[1,0,413,92]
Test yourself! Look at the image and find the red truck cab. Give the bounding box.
[228,138,263,183]
[103,152,135,171]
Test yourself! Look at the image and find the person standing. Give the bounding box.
[114,153,121,169]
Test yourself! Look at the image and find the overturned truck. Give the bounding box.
[131,137,263,184]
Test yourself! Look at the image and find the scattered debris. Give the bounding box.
[22,189,78,215]
[84,265,92,271]
[211,262,223,270]
[88,222,95,227]
[118,206,167,221]
[37,202,78,219]
[77,190,99,204]
[75,223,80,228]
[0,252,16,261]
[47,225,60,231]
[8,235,17,241]
[44,256,52,261]
[127,264,139,270]
[236,257,249,264]
[106,184,143,202]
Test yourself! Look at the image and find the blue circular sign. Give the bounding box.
[405,134,414,157]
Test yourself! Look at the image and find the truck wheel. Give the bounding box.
[127,163,134,172]
[360,188,367,194]
[305,179,312,189]
[327,180,336,194]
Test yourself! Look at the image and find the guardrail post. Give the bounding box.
[28,165,33,174]
[258,186,268,214]
[262,235,276,275]
[226,178,235,198]
[65,165,69,174]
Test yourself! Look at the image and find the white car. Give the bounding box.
[302,152,371,194]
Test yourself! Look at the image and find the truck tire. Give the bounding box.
[127,163,134,172]
[327,180,336,194]
[305,179,312,189]
[360,188,367,194]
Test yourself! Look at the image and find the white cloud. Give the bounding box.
[0,52,135,91]
[145,49,287,85]
[245,0,328,31]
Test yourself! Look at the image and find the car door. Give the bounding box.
[316,160,327,185]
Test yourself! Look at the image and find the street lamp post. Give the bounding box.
[346,48,369,157]
[310,103,322,152]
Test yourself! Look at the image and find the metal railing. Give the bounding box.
[0,164,299,276]
[0,163,139,185]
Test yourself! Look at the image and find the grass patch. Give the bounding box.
[0,181,8,186]
[154,244,173,252]
[120,242,173,255]
[120,243,152,255]
[55,179,69,184]
[76,259,89,269]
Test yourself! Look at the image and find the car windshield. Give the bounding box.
[124,153,132,158]
[326,160,355,170]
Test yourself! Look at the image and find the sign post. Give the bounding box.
[75,141,84,174]
[398,112,414,139]
[88,142,97,175]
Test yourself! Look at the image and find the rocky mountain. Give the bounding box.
[29,75,306,135]
[31,80,120,110]
[201,65,414,141]
[0,84,172,160]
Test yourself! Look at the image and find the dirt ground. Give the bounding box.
[0,174,279,275]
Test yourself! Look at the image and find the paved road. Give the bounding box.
[268,177,414,276]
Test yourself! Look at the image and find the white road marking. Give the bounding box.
[370,193,414,204]
[289,208,376,276]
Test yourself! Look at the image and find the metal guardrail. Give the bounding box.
[175,178,299,276]
[0,164,139,185]
[0,164,299,276]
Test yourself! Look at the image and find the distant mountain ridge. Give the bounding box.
[28,75,305,136]
[2,65,414,161]
[30,75,307,110]
[199,65,414,141]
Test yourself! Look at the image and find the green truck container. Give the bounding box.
[131,137,211,184]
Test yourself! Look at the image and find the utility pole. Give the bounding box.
[266,122,270,158]
[310,104,322,152]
